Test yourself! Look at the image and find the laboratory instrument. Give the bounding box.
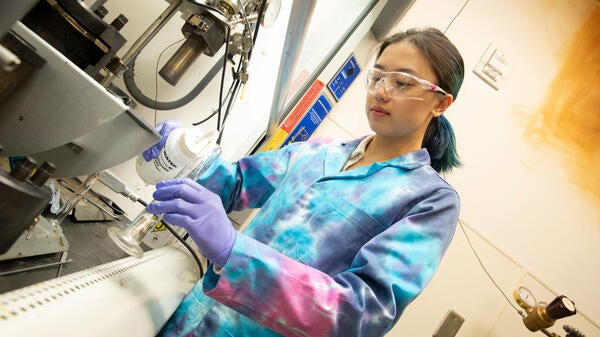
[0,0,277,260]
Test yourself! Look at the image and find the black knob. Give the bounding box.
[547,295,576,319]
[111,14,128,31]
[94,6,109,19]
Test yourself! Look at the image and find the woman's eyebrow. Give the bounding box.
[373,63,418,75]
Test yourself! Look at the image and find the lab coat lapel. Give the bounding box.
[321,138,390,179]
[322,139,360,177]
[322,145,432,180]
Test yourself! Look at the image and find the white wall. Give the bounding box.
[313,0,600,335]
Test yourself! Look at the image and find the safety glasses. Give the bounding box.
[366,68,449,100]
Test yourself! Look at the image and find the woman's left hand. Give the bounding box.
[146,178,236,268]
[141,120,183,161]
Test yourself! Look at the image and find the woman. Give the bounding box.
[145,27,464,337]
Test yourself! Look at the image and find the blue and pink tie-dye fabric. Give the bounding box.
[158,138,459,337]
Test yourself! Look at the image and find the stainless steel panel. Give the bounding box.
[30,110,160,178]
[0,0,38,38]
[0,22,130,155]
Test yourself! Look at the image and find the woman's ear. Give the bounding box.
[432,94,454,117]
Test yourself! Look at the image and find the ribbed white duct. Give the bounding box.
[0,245,200,337]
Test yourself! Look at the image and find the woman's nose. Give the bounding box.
[374,78,391,100]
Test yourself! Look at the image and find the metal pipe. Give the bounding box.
[102,0,183,85]
[0,259,72,276]
[121,0,183,65]
[56,251,69,278]
[227,13,258,26]
[266,0,317,138]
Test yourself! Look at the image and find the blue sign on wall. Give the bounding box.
[282,95,332,147]
[327,54,360,101]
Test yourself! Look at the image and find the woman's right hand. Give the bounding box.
[141,120,183,161]
[146,178,236,268]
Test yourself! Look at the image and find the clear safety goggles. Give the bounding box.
[366,68,449,101]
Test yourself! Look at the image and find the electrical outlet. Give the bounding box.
[433,309,465,337]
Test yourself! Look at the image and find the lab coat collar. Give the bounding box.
[322,137,431,178]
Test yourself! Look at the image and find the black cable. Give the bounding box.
[137,199,204,278]
[214,52,244,143]
[214,25,231,132]
[213,0,266,142]
[217,74,241,144]
[443,0,470,33]
[192,78,239,127]
[163,220,204,278]
[442,4,525,322]
[193,109,219,125]
[123,3,269,276]
[458,218,522,316]
[249,0,267,59]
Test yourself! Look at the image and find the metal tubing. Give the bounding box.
[120,0,183,66]
[0,259,72,276]
[102,0,182,86]
[227,13,258,26]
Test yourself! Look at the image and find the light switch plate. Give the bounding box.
[473,43,512,90]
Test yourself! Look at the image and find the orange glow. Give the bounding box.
[526,7,600,208]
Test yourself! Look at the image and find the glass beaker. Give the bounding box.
[107,143,221,258]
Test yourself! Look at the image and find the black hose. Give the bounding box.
[121,0,266,112]
[123,54,225,111]
[137,199,204,278]
[213,26,231,131]
[250,0,267,59]
[163,221,205,278]
[217,76,241,144]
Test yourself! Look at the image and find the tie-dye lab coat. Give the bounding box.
[159,138,460,337]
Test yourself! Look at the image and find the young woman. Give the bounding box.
[145,27,464,337]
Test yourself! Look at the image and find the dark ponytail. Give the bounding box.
[378,28,464,174]
[423,115,461,173]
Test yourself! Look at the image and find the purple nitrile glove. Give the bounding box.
[146,178,236,268]
[141,120,184,161]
